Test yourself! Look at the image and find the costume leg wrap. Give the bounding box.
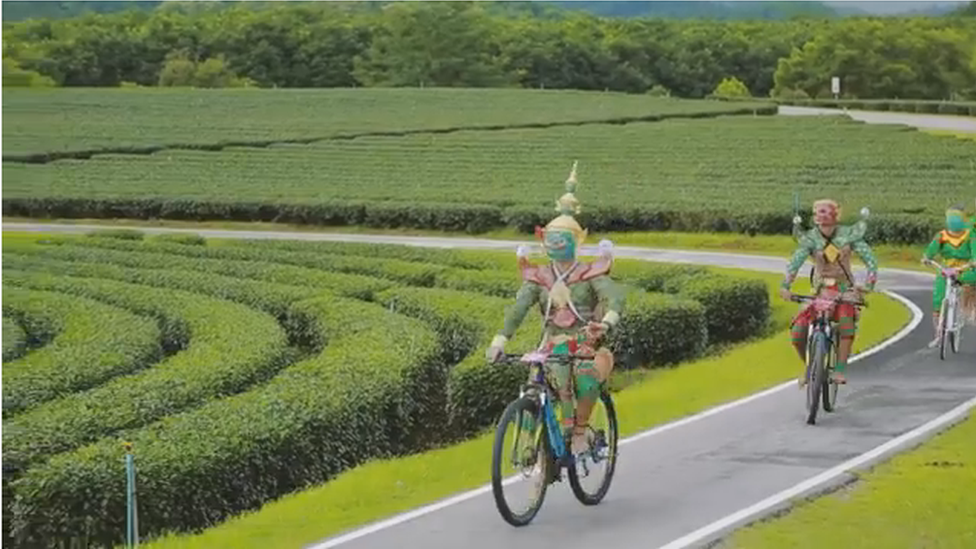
[575,361,601,405]
[933,275,948,312]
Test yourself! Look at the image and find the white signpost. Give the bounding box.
[831,76,840,99]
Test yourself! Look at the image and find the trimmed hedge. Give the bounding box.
[374,286,541,439]
[5,296,442,548]
[4,239,394,301]
[224,238,511,271]
[375,283,708,439]
[0,271,290,473]
[2,317,28,363]
[2,286,162,417]
[3,196,945,244]
[3,253,322,323]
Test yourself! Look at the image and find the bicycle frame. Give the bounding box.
[510,351,579,463]
[791,293,866,377]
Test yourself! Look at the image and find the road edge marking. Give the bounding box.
[656,394,976,549]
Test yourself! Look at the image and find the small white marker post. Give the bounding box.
[831,76,840,100]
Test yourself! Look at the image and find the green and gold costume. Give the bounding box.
[489,162,625,436]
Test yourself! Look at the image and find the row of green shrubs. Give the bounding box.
[63,233,771,346]
[2,105,777,164]
[3,197,945,244]
[374,284,710,439]
[2,286,162,418]
[2,317,28,362]
[5,295,443,548]
[0,269,291,476]
[6,237,396,301]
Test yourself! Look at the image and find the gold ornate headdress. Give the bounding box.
[541,161,588,246]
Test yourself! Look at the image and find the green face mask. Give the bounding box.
[544,230,576,262]
[947,213,967,232]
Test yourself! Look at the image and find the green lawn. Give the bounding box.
[727,409,976,549]
[140,267,912,549]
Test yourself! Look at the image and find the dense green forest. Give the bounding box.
[3,1,976,99]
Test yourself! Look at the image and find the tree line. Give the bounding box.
[3,1,976,100]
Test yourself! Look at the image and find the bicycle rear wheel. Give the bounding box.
[568,390,619,506]
[491,396,550,527]
[806,331,827,425]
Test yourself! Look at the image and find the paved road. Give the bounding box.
[779,105,976,133]
[314,292,974,549]
[5,222,973,549]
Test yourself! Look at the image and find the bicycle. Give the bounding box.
[924,260,970,360]
[489,351,618,527]
[789,291,867,425]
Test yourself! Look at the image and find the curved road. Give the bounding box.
[5,222,976,549]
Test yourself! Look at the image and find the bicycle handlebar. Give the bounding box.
[922,259,974,278]
[790,293,868,308]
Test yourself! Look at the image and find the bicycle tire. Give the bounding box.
[567,390,619,506]
[806,331,827,425]
[822,338,839,413]
[491,396,550,527]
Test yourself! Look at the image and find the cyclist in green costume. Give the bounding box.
[780,199,878,385]
[921,204,976,347]
[487,162,625,456]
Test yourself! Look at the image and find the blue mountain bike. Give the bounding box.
[490,351,618,527]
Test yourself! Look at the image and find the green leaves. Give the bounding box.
[1,286,162,417]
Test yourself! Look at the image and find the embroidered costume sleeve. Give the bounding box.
[782,232,815,290]
[500,281,540,339]
[851,237,878,290]
[923,232,943,261]
[589,274,625,328]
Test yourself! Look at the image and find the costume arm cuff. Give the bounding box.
[601,310,620,328]
[489,334,508,348]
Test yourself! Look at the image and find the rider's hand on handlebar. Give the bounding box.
[778,287,794,302]
[486,345,504,364]
[585,321,608,340]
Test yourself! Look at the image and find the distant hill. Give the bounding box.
[1,0,968,22]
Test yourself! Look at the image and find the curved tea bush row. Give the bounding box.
[3,254,322,323]
[374,283,709,438]
[1,287,162,418]
[6,296,442,548]
[4,239,394,301]
[2,317,28,363]
[55,234,772,342]
[1,271,290,474]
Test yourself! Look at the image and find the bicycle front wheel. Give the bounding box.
[491,396,550,527]
[940,295,952,361]
[568,390,619,506]
[806,331,827,425]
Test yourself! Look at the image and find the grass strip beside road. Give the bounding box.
[727,410,976,549]
[141,269,912,549]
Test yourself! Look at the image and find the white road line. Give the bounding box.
[657,394,976,549]
[306,290,924,549]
